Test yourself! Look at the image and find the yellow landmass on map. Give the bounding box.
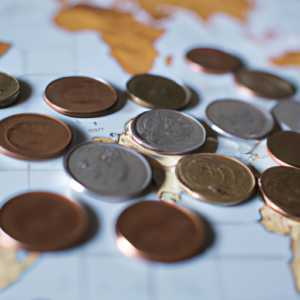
[55,5,164,75]
[0,43,10,57]
[271,52,300,67]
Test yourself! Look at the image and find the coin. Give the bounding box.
[0,113,71,161]
[0,192,88,251]
[116,200,206,262]
[186,48,242,74]
[206,99,274,140]
[176,154,256,205]
[131,109,206,154]
[0,72,20,107]
[44,76,117,117]
[235,69,296,99]
[259,167,300,220]
[267,131,300,169]
[126,74,190,110]
[66,142,152,200]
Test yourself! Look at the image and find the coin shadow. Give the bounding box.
[12,79,32,106]
[237,183,260,206]
[181,86,200,110]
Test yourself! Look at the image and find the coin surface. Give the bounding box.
[0,72,20,107]
[132,109,206,154]
[235,69,296,99]
[116,200,206,262]
[260,167,300,220]
[66,142,152,199]
[186,48,242,74]
[126,74,190,110]
[206,99,274,139]
[0,113,71,161]
[0,192,88,251]
[44,76,117,117]
[176,154,256,205]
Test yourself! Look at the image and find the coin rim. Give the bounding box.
[0,72,20,107]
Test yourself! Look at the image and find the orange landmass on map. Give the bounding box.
[271,51,300,67]
[55,5,164,75]
[0,43,10,57]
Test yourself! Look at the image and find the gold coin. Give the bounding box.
[176,154,256,206]
[0,72,20,107]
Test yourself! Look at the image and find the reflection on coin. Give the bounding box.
[186,48,242,74]
[0,192,88,251]
[206,99,274,140]
[66,142,152,199]
[132,109,206,154]
[235,69,296,99]
[260,167,300,220]
[126,74,190,110]
[44,76,117,117]
[267,131,300,169]
[116,200,206,262]
[0,113,71,161]
[0,72,20,107]
[176,154,256,205]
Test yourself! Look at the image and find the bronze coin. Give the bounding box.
[0,72,20,107]
[44,76,117,117]
[267,131,300,169]
[235,69,296,99]
[186,48,242,74]
[206,99,274,140]
[132,109,206,154]
[260,167,300,220]
[126,74,190,110]
[66,142,152,199]
[0,113,72,161]
[176,154,256,206]
[116,200,206,262]
[0,192,88,251]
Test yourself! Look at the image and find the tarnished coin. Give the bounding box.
[259,167,300,220]
[235,69,296,99]
[126,74,190,110]
[206,99,274,140]
[116,200,206,262]
[132,109,206,154]
[44,76,117,117]
[176,154,256,205]
[0,192,88,251]
[66,142,152,200]
[267,131,300,169]
[0,72,20,107]
[186,48,242,74]
[0,113,72,161]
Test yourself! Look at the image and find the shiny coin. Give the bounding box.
[116,200,206,262]
[259,167,300,220]
[235,69,296,99]
[0,113,71,161]
[186,48,242,74]
[126,74,190,110]
[131,109,206,154]
[44,76,117,117]
[176,154,256,206]
[0,192,88,251]
[206,99,274,140]
[66,142,152,200]
[267,131,300,169]
[0,72,20,107]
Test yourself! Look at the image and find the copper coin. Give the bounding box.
[126,74,190,110]
[0,72,20,107]
[267,131,300,169]
[176,154,256,206]
[235,69,296,99]
[44,76,117,117]
[0,192,88,251]
[259,167,300,220]
[186,48,242,74]
[0,113,72,161]
[116,200,206,262]
[206,99,274,140]
[66,142,152,199]
[131,109,206,154]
